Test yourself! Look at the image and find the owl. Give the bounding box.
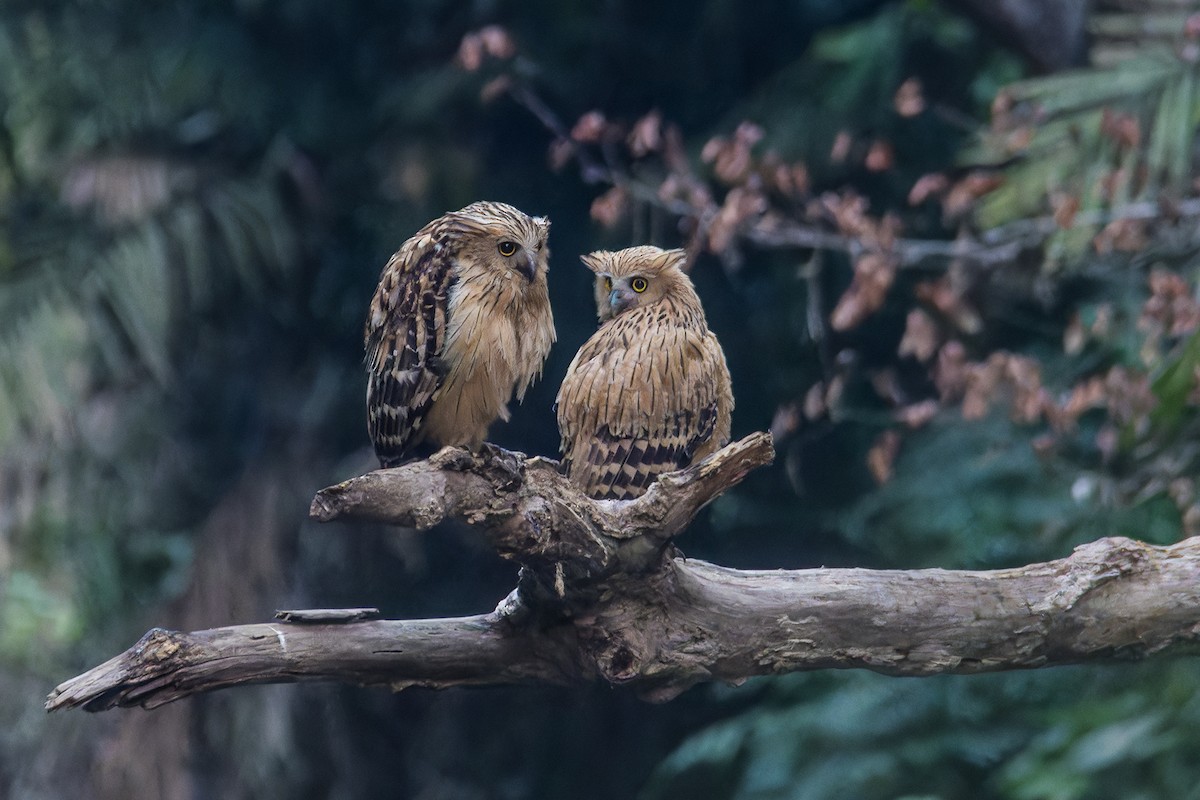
[556,246,733,500]
[365,202,555,467]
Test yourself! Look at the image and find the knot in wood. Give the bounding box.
[134,628,185,664]
[1035,536,1150,614]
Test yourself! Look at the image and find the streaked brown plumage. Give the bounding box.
[365,201,555,467]
[556,246,733,500]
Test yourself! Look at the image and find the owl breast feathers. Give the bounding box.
[556,246,733,500]
[365,201,555,467]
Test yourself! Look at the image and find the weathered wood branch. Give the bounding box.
[48,434,1200,712]
[47,613,584,712]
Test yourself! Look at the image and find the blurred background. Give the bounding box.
[2,0,1200,797]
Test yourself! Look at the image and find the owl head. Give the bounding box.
[580,246,695,322]
[451,201,551,285]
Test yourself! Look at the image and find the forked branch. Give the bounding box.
[47,434,1200,712]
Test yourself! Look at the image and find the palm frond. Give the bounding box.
[966,2,1200,261]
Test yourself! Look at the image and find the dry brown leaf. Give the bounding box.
[899,309,940,362]
[478,25,516,59]
[1169,477,1195,510]
[915,275,982,335]
[456,32,485,71]
[788,163,811,196]
[700,136,725,164]
[1051,192,1080,229]
[908,173,949,206]
[961,356,1001,420]
[1063,313,1086,356]
[590,186,628,228]
[896,399,940,429]
[870,368,903,406]
[867,430,902,485]
[934,340,969,401]
[1103,366,1155,426]
[830,253,896,331]
[803,382,826,420]
[707,186,767,252]
[1100,108,1141,150]
[480,75,512,103]
[548,138,575,171]
[571,111,608,144]
[456,26,515,70]
[771,403,802,440]
[1031,433,1057,456]
[1184,505,1200,537]
[1005,126,1034,152]
[1004,354,1046,423]
[628,110,663,158]
[1061,376,1106,423]
[991,89,1014,124]
[943,172,1004,220]
[865,140,894,172]
[894,78,925,118]
[830,130,853,164]
[1095,424,1118,462]
[1093,218,1148,254]
[1187,12,1200,39]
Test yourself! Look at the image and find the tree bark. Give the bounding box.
[48,434,1200,712]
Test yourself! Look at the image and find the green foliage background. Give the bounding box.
[0,1,1198,798]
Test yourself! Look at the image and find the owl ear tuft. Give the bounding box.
[657,248,689,272]
[580,251,610,273]
[534,216,550,234]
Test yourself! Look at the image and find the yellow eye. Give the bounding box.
[631,277,648,293]
[497,241,518,257]
[603,277,613,291]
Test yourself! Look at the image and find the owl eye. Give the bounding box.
[497,241,518,257]
[603,277,613,291]
[631,277,648,293]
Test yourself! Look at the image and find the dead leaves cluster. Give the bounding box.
[856,271,1200,503]
[456,25,516,72]
[1141,268,1200,341]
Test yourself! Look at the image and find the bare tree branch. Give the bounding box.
[46,614,584,712]
[308,434,774,588]
[48,435,1200,713]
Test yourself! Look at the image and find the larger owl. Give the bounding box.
[556,246,733,500]
[365,202,555,467]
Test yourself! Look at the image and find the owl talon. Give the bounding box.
[477,441,506,460]
[429,446,475,471]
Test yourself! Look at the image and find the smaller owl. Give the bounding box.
[556,246,733,500]
[365,202,555,467]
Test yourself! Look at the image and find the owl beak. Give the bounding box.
[609,287,636,315]
[517,253,538,282]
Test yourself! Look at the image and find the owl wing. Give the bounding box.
[365,224,457,467]
[557,320,724,500]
